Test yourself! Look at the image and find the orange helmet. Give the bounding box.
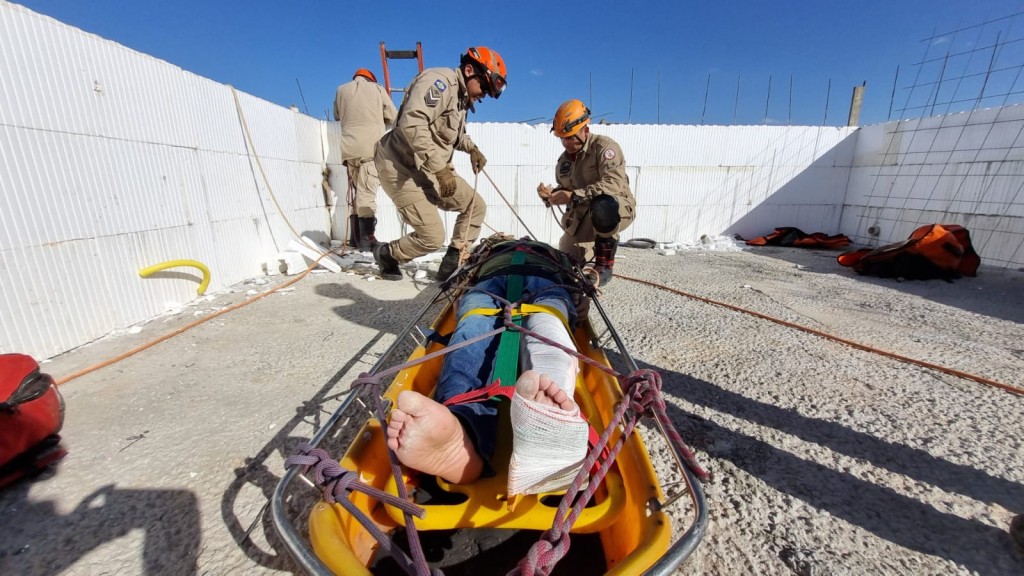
[552,99,591,138]
[462,46,507,99]
[353,68,377,83]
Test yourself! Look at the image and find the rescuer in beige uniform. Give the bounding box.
[537,99,635,287]
[372,46,507,281]
[334,68,398,251]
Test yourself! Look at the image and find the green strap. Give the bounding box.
[489,250,526,387]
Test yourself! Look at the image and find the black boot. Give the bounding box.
[347,214,360,248]
[373,242,403,281]
[593,237,618,286]
[357,217,377,252]
[436,246,461,281]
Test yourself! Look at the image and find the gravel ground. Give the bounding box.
[1,245,1022,575]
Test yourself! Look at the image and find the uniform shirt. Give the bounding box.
[334,76,397,162]
[554,133,635,208]
[377,68,478,174]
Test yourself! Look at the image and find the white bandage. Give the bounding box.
[508,392,589,495]
[508,311,587,495]
[520,312,578,395]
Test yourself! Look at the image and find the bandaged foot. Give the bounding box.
[508,370,589,496]
[386,390,483,485]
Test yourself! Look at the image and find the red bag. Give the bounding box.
[1,353,67,488]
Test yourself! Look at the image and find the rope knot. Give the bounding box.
[351,371,383,393]
[514,528,571,575]
[283,443,359,504]
[623,369,664,416]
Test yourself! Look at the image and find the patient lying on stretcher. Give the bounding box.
[385,240,590,495]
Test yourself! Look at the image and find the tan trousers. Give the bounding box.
[558,199,635,263]
[346,158,379,218]
[375,150,486,263]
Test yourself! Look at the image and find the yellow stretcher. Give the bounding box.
[271,255,708,575]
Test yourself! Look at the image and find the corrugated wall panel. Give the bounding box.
[843,104,1024,267]
[189,75,246,155]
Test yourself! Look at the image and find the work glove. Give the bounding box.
[469,147,487,174]
[435,167,458,198]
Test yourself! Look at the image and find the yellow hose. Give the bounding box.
[139,259,211,295]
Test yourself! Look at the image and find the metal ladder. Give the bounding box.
[378,41,424,98]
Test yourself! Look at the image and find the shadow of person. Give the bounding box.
[611,353,1024,574]
[219,282,446,570]
[1,482,200,575]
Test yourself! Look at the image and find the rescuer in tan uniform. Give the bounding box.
[537,99,635,287]
[372,46,507,281]
[334,68,398,251]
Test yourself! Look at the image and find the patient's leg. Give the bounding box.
[521,312,578,395]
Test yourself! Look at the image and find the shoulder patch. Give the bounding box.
[425,86,441,107]
[434,79,447,92]
[603,148,617,160]
[558,160,572,176]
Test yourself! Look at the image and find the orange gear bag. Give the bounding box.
[746,227,851,248]
[837,224,980,280]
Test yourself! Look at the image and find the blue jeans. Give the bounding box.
[433,274,576,473]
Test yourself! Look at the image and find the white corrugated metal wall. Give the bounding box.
[450,123,858,247]
[3,2,1022,361]
[1,3,334,359]
[843,105,1024,269]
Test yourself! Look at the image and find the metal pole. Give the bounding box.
[628,68,635,123]
[823,77,832,125]
[701,73,711,125]
[976,32,1001,108]
[888,65,899,121]
[764,74,772,124]
[657,71,661,123]
[733,75,740,124]
[788,75,793,125]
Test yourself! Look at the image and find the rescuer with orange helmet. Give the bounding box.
[333,68,398,251]
[537,99,635,286]
[373,46,507,281]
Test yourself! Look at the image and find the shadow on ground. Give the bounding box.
[0,480,201,575]
[219,280,445,572]
[619,353,1024,574]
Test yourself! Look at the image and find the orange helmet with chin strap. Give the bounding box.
[552,99,591,138]
[353,68,377,83]
[462,46,507,99]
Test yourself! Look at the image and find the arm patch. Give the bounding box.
[425,86,441,107]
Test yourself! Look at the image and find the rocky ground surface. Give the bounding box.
[2,245,1023,575]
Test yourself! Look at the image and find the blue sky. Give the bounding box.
[16,0,1024,127]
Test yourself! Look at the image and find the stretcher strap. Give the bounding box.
[458,303,570,333]
[491,251,526,388]
[441,379,514,407]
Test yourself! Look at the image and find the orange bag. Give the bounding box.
[746,227,851,248]
[837,224,980,280]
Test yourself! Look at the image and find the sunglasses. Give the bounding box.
[484,72,506,99]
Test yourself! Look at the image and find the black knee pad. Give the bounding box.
[590,194,621,234]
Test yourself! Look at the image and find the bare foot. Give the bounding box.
[515,370,575,411]
[385,390,483,484]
